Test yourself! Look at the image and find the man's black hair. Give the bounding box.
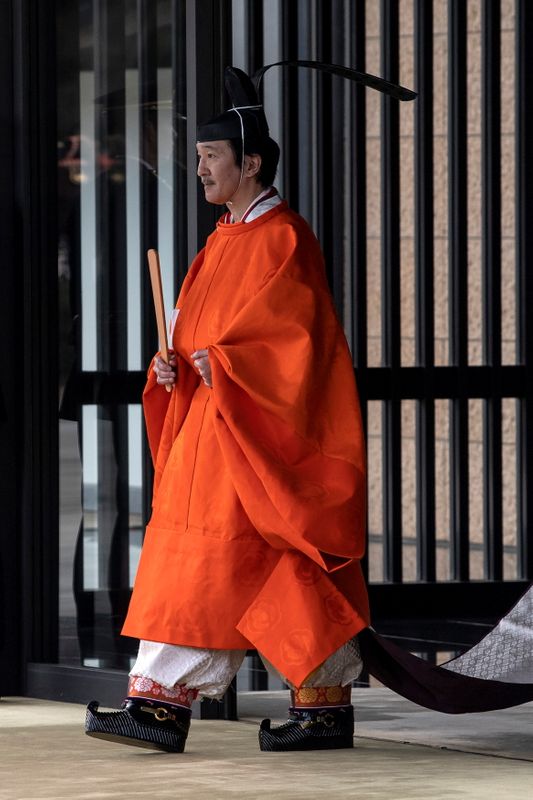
[227,136,280,188]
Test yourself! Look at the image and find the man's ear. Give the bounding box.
[244,153,262,178]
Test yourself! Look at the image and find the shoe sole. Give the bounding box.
[259,735,354,752]
[85,730,183,753]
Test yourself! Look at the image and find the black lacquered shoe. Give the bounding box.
[258,705,354,752]
[85,699,190,753]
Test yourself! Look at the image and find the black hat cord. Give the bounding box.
[226,100,266,210]
[225,106,246,208]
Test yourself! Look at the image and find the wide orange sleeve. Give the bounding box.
[209,235,366,573]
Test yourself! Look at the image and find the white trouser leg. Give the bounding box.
[130,637,362,699]
[130,641,247,699]
[261,637,362,689]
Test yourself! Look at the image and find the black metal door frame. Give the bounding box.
[0,0,59,697]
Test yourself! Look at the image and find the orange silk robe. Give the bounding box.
[122,201,370,687]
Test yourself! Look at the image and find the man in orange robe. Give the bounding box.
[86,67,369,753]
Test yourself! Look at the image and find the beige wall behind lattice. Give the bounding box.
[364,0,518,583]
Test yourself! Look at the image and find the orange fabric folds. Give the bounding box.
[122,202,370,686]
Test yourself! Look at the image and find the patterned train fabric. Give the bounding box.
[443,586,533,683]
[358,585,533,714]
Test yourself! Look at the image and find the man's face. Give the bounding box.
[196,140,241,205]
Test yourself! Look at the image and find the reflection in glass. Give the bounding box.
[57,0,173,669]
[80,70,97,372]
[82,405,98,590]
[367,401,383,582]
[59,419,82,664]
[125,68,141,372]
[158,67,175,319]
[128,405,143,586]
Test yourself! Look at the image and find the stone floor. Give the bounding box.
[1,689,532,800]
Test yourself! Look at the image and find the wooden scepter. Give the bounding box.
[147,249,172,393]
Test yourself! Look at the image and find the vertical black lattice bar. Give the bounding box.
[414,0,436,581]
[281,0,300,210]
[516,0,533,580]
[481,0,502,580]
[329,0,347,313]
[380,0,402,582]
[349,0,368,578]
[448,0,469,580]
[350,0,367,372]
[315,2,334,290]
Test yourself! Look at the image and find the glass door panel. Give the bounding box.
[57,0,179,669]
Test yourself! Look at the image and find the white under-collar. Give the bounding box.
[227,187,282,224]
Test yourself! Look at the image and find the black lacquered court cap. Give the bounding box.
[196,67,270,143]
[196,60,416,143]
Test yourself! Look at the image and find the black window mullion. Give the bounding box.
[246,0,264,76]
[94,0,127,375]
[448,0,469,581]
[93,0,130,593]
[185,0,230,261]
[138,0,159,367]
[481,0,503,580]
[414,0,436,582]
[516,0,533,581]
[380,0,402,582]
[137,0,159,528]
